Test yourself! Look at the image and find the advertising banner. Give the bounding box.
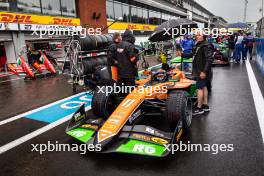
[0,12,80,26]
[107,22,157,31]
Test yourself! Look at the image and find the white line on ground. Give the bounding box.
[246,60,264,143]
[0,106,91,154]
[0,92,86,126]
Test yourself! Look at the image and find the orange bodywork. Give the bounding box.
[20,56,34,78]
[97,69,195,143]
[33,62,43,73]
[97,89,146,143]
[111,66,118,81]
[9,56,35,78]
[33,62,50,74]
[42,54,56,74]
[8,64,19,75]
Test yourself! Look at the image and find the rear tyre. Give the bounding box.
[165,91,192,133]
[96,57,106,66]
[94,65,113,86]
[83,59,98,75]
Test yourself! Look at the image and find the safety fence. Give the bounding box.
[255,38,264,75]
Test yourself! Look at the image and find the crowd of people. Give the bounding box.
[180,31,255,63]
[228,31,255,63]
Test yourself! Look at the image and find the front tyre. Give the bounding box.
[91,86,119,120]
[165,91,192,133]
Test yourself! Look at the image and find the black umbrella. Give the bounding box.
[149,18,197,42]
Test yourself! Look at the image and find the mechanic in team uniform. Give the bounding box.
[192,33,214,115]
[107,32,122,81]
[115,29,138,87]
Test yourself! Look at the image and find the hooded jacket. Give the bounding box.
[181,39,195,53]
[108,42,118,66]
[115,30,137,78]
[192,40,214,78]
[122,30,136,44]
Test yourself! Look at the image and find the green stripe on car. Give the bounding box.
[66,128,95,143]
[171,57,193,63]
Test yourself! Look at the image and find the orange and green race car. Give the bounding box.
[66,66,197,157]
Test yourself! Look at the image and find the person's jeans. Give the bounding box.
[234,44,243,62]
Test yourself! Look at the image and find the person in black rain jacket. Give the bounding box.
[115,29,137,87]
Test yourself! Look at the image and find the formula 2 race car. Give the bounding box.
[66,67,196,157]
[8,50,58,79]
[212,42,230,66]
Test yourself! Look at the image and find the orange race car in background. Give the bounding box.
[8,48,58,79]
